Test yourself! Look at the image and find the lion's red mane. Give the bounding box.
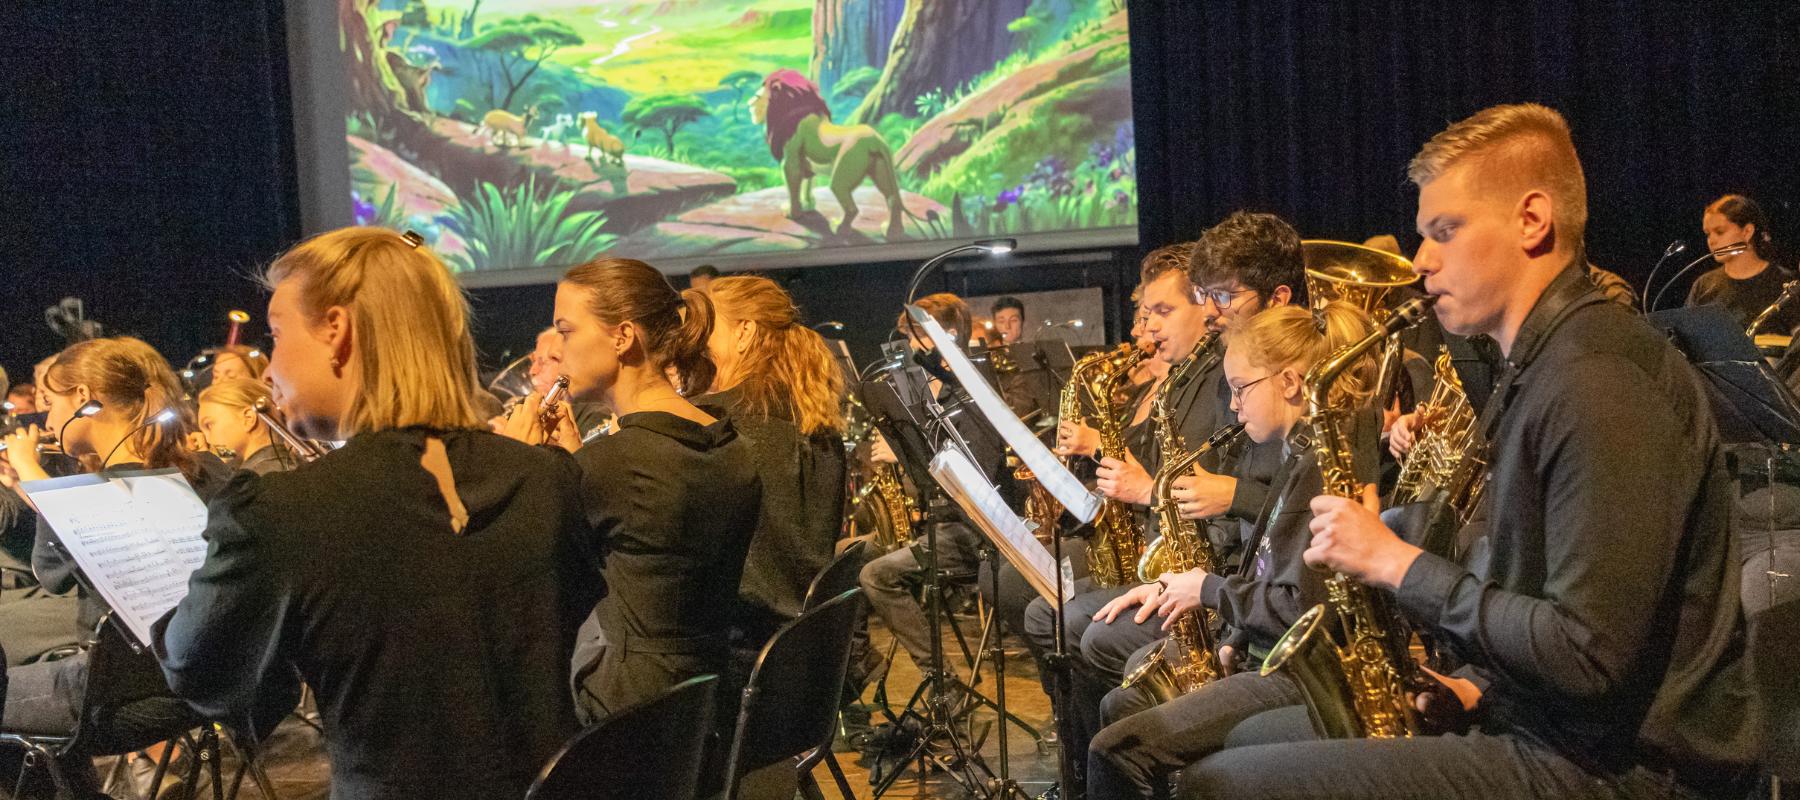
[763,69,832,161]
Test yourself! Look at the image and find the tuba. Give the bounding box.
[1259,296,1436,740]
[1391,349,1486,554]
[1071,342,1151,587]
[1304,240,1421,403]
[1119,420,1246,704]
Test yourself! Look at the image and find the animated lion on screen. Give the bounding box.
[751,69,908,239]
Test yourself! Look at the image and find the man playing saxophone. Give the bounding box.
[1086,302,1382,799]
[1179,104,1758,800]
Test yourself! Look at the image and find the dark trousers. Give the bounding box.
[1087,670,1302,800]
[1175,730,1714,800]
[857,524,979,668]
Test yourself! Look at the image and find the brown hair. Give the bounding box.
[43,337,198,477]
[1140,242,1196,286]
[1188,212,1306,305]
[897,292,972,345]
[709,275,846,435]
[1224,302,1378,409]
[1706,194,1776,261]
[1408,103,1587,258]
[563,257,717,395]
[264,226,483,435]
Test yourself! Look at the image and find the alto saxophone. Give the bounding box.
[1260,296,1436,740]
[1072,342,1150,587]
[1120,420,1246,703]
[868,462,917,551]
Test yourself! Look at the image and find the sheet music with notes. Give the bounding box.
[906,306,1102,523]
[930,446,1075,603]
[22,468,209,647]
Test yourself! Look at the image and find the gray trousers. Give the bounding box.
[857,523,979,668]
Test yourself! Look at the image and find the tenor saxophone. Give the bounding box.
[1119,420,1246,703]
[1073,342,1151,587]
[1259,296,1436,740]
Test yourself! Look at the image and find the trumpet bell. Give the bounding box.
[1303,240,1419,320]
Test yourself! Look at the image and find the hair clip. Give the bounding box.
[1310,308,1328,334]
[400,230,425,248]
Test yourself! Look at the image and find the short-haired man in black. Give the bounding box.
[1172,103,1756,800]
[991,296,1026,344]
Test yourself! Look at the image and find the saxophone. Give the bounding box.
[1074,342,1151,587]
[868,462,917,552]
[1260,296,1436,740]
[1391,349,1486,550]
[1119,419,1246,703]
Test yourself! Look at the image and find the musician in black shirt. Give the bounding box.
[536,258,762,719]
[160,228,603,800]
[1183,104,1757,799]
[1687,193,1796,334]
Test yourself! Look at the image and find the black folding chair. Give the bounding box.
[804,540,867,612]
[526,674,718,800]
[721,589,864,800]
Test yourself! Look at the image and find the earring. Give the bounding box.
[329,356,342,370]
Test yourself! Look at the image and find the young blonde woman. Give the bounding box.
[194,377,293,475]
[158,227,600,800]
[1087,302,1383,799]
[698,275,847,645]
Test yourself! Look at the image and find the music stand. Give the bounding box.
[1649,306,1800,624]
[988,340,1077,434]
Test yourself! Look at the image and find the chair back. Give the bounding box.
[721,589,862,796]
[526,674,718,800]
[803,540,867,612]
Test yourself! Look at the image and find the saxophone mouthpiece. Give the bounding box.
[1387,296,1438,333]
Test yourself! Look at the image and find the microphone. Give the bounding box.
[1640,239,1688,310]
[1649,242,1752,313]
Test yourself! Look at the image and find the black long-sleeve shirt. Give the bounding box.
[1396,265,1757,781]
[158,429,601,800]
[696,386,847,640]
[1204,446,1327,658]
[575,410,760,711]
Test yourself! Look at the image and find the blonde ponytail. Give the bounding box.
[1224,302,1379,409]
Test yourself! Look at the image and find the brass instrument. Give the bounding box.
[867,462,916,551]
[1304,240,1422,403]
[1392,350,1486,539]
[1260,296,1436,740]
[1071,342,1150,587]
[1120,421,1246,703]
[1014,464,1061,544]
[225,310,251,348]
[1746,279,1799,338]
[252,397,328,463]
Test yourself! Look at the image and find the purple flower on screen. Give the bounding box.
[351,190,377,226]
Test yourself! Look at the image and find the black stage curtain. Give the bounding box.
[1128,0,1800,290]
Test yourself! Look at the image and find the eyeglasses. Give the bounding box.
[1194,286,1258,310]
[1229,374,1274,402]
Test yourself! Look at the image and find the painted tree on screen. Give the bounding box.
[466,15,584,112]
[622,95,712,156]
[719,71,763,122]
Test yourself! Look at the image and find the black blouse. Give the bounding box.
[158,429,601,800]
[696,387,846,638]
[576,410,760,657]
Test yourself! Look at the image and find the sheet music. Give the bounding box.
[930,446,1075,603]
[23,469,209,647]
[907,306,1102,523]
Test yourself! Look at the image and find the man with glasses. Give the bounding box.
[1025,214,1303,798]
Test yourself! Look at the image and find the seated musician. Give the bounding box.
[0,336,231,795]
[857,293,994,677]
[532,258,762,720]
[1085,302,1380,799]
[158,228,603,800]
[195,377,296,475]
[1178,104,1758,799]
[694,275,849,651]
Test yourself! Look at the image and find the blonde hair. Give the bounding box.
[562,257,717,396]
[1224,302,1378,408]
[197,377,273,413]
[208,345,268,380]
[1408,103,1587,256]
[709,276,846,435]
[263,226,482,435]
[43,337,198,477]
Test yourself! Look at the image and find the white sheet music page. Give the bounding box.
[905,305,1102,523]
[22,468,209,647]
[930,446,1076,603]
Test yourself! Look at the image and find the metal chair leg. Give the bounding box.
[822,750,855,800]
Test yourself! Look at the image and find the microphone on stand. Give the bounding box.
[1640,240,1688,311]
